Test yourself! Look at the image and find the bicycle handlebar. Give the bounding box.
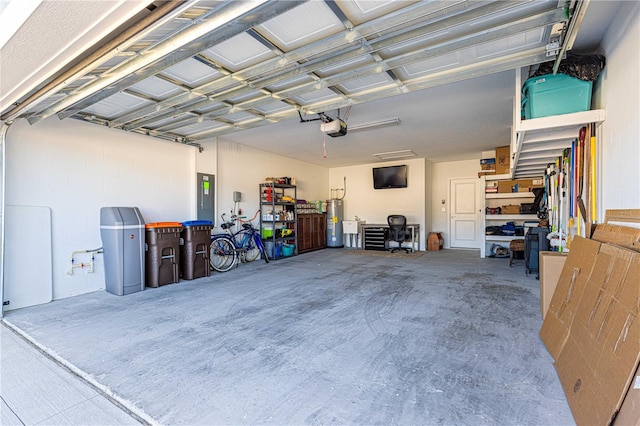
[221,212,257,230]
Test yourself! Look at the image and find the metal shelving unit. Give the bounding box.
[259,183,297,260]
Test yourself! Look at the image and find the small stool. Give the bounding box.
[509,239,525,267]
[428,232,444,251]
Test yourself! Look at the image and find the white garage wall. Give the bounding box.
[6,117,196,299]
[214,138,329,230]
[329,159,426,249]
[594,1,640,212]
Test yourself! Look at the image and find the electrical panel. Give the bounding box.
[197,172,215,223]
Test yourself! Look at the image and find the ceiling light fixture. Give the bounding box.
[348,117,400,132]
[372,150,416,160]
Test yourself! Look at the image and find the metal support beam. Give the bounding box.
[1,0,192,122]
[553,0,590,74]
[28,1,303,124]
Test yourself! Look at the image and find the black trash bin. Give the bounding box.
[145,222,182,287]
[180,220,213,280]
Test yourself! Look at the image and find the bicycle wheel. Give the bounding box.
[242,231,261,262]
[210,237,237,272]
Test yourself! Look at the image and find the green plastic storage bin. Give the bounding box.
[522,73,592,119]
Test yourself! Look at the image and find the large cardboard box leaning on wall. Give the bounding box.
[540,225,640,426]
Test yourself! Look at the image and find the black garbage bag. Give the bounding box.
[531,52,606,82]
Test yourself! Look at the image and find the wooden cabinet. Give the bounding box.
[297,214,326,253]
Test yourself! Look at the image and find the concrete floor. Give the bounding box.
[1,323,140,425]
[2,249,574,425]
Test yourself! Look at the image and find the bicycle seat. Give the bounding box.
[221,223,232,230]
[242,223,253,230]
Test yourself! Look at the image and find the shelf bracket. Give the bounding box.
[545,38,560,57]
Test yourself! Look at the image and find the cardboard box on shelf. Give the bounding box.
[479,157,496,177]
[498,179,518,193]
[540,225,640,426]
[480,158,496,171]
[495,146,510,174]
[497,178,543,193]
[539,251,568,318]
[501,204,520,214]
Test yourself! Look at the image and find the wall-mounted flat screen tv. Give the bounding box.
[373,165,408,189]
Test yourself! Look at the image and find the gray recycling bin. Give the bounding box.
[100,207,145,296]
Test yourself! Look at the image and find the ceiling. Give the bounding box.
[1,1,620,168]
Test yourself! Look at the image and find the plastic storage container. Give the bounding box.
[180,220,213,280]
[281,243,295,257]
[263,240,282,260]
[145,222,182,287]
[261,225,274,239]
[100,207,145,296]
[522,73,592,119]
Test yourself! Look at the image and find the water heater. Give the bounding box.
[326,199,344,248]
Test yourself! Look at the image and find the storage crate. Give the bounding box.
[522,73,592,119]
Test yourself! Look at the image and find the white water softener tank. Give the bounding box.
[326,199,344,248]
[100,207,145,295]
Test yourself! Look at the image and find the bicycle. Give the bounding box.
[225,212,270,264]
[209,234,237,273]
[209,212,269,272]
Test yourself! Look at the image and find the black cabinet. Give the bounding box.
[525,227,550,276]
[364,227,387,251]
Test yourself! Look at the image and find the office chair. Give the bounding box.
[387,215,412,253]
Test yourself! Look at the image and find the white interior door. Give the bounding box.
[3,205,53,311]
[450,178,480,249]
